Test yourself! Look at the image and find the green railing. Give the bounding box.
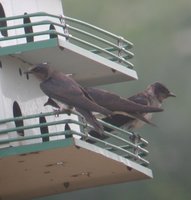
[0,110,150,167]
[0,12,134,68]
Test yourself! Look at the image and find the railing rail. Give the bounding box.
[0,12,134,68]
[0,12,133,46]
[0,111,149,166]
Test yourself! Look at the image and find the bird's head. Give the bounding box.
[24,63,51,81]
[149,82,176,102]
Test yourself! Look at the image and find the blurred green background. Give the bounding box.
[38,0,191,199]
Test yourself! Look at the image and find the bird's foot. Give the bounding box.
[129,133,142,160]
[53,108,72,117]
[135,134,142,144]
[81,129,89,142]
[129,132,142,144]
[53,108,62,117]
[62,108,72,116]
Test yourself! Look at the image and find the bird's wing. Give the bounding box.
[76,107,104,134]
[80,86,96,102]
[40,75,95,107]
[103,114,131,129]
[86,87,162,113]
[128,93,149,106]
[41,75,82,96]
[40,76,111,116]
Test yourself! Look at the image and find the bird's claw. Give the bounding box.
[53,109,61,117]
[81,130,89,142]
[53,108,72,117]
[63,108,72,116]
[129,133,142,160]
[129,133,141,144]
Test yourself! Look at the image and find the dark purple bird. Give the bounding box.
[86,82,175,137]
[25,63,112,134]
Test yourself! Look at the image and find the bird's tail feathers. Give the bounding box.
[76,108,105,135]
[81,86,112,117]
[85,129,109,144]
[113,111,157,127]
[93,106,112,117]
[131,113,157,127]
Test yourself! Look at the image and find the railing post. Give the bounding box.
[59,15,69,40]
[117,36,125,63]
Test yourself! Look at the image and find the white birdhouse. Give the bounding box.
[0,1,152,199]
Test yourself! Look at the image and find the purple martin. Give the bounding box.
[25,63,112,134]
[85,86,164,124]
[87,82,175,138]
[122,82,176,130]
[83,85,164,142]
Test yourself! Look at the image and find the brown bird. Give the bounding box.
[85,86,164,125]
[123,82,176,130]
[25,63,112,134]
[87,82,175,140]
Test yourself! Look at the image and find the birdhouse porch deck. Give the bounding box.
[0,111,152,200]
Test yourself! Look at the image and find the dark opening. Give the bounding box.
[19,68,22,76]
[64,123,72,138]
[49,24,57,39]
[39,116,49,142]
[0,3,8,37]
[23,12,34,42]
[13,101,24,136]
[0,60,2,68]
[26,72,29,80]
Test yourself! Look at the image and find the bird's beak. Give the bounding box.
[168,92,176,97]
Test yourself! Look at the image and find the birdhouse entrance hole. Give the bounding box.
[39,116,49,142]
[12,101,24,136]
[0,3,7,37]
